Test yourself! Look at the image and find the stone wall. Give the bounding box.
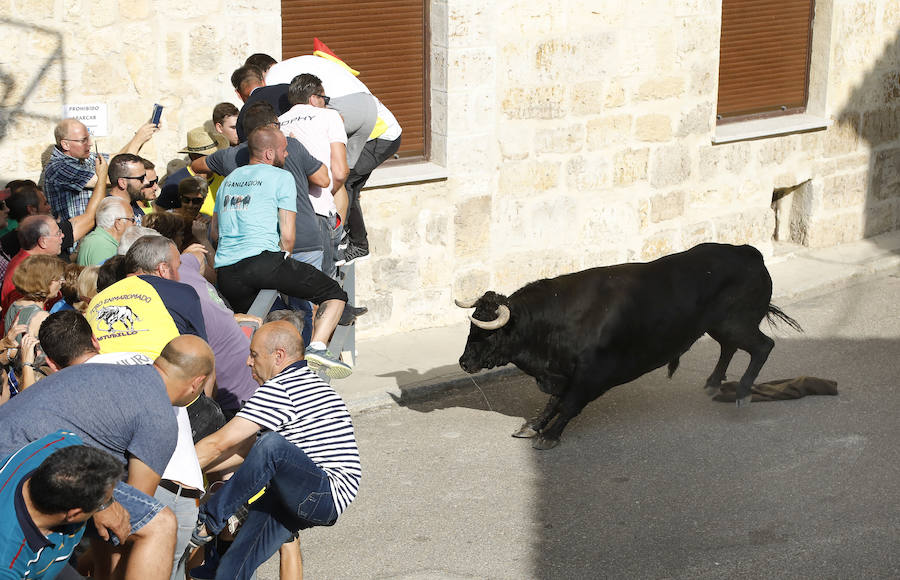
[0,0,281,180]
[1,0,897,340]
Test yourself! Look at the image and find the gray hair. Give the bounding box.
[124,234,175,274]
[117,226,160,256]
[263,309,305,336]
[95,197,129,230]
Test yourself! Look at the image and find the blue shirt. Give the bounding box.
[0,431,87,579]
[214,164,297,268]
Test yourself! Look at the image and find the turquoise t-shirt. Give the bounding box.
[214,164,297,268]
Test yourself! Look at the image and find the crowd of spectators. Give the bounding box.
[0,49,397,579]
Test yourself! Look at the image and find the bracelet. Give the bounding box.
[23,362,36,369]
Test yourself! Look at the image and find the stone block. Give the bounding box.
[682,220,714,248]
[823,172,868,209]
[498,161,560,197]
[430,0,449,47]
[635,114,672,142]
[651,190,685,223]
[448,1,494,45]
[431,48,447,91]
[166,32,184,77]
[864,202,896,237]
[605,80,626,108]
[824,117,861,157]
[354,291,393,333]
[572,81,606,116]
[425,214,450,246]
[447,91,496,134]
[613,148,649,186]
[714,209,775,246]
[677,103,713,137]
[447,48,495,91]
[806,213,862,248]
[120,0,151,19]
[90,0,119,28]
[641,231,679,261]
[189,25,219,72]
[453,269,491,303]
[497,123,531,161]
[535,124,585,154]
[756,135,798,165]
[370,257,419,292]
[454,195,491,261]
[82,61,130,95]
[493,250,579,293]
[650,144,691,187]
[635,77,685,101]
[566,155,609,191]
[871,148,900,201]
[582,203,640,241]
[697,142,750,179]
[690,62,716,97]
[586,115,631,151]
[860,107,900,147]
[501,86,566,120]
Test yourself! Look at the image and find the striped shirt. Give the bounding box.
[237,360,360,515]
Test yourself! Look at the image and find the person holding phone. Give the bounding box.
[44,118,158,222]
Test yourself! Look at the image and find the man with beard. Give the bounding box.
[211,127,351,378]
[107,153,155,225]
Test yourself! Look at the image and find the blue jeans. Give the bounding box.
[154,485,199,580]
[289,250,324,347]
[199,432,337,580]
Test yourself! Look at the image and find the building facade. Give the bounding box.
[0,0,897,338]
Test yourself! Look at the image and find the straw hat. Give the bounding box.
[178,127,218,155]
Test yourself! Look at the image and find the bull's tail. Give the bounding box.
[766,304,803,333]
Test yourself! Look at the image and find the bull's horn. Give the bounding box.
[454,298,478,308]
[471,305,510,330]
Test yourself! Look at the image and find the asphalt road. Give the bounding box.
[258,272,900,580]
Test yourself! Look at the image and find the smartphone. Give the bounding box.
[151,103,163,126]
[93,140,99,158]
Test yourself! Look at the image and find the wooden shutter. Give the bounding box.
[717,0,814,121]
[281,0,426,160]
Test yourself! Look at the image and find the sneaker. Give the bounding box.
[305,347,353,379]
[339,304,368,326]
[335,243,369,267]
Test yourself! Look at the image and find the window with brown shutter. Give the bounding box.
[717,0,815,122]
[281,0,427,160]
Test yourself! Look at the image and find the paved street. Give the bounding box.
[259,272,900,579]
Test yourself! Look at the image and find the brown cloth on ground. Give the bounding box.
[713,376,838,402]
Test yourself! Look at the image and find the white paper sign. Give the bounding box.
[62,103,108,137]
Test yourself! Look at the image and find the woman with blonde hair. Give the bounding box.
[74,265,99,312]
[3,254,66,334]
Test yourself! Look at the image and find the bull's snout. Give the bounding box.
[459,356,480,374]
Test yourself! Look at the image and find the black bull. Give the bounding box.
[457,243,801,450]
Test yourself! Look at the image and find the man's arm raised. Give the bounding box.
[69,154,109,240]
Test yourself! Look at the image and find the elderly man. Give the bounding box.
[44,118,156,221]
[0,432,124,580]
[189,321,361,579]
[86,235,206,359]
[1,215,66,312]
[76,197,135,266]
[210,126,351,377]
[0,334,216,580]
[108,153,158,226]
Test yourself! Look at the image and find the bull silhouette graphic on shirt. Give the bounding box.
[95,305,141,332]
[224,194,251,209]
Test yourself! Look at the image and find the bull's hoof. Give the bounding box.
[704,384,721,397]
[512,424,539,438]
[735,395,752,408]
[532,436,559,450]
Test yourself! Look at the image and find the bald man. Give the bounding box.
[188,321,361,578]
[0,334,215,580]
[211,126,352,378]
[44,118,158,221]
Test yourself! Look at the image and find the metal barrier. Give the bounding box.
[243,263,357,382]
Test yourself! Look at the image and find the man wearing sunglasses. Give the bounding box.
[108,153,158,226]
[44,118,158,222]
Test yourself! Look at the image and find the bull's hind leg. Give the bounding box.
[734,329,774,408]
[704,342,737,397]
[513,395,560,438]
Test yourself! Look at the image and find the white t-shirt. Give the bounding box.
[86,353,204,490]
[266,55,369,98]
[278,104,347,217]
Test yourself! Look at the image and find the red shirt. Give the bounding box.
[1,249,30,313]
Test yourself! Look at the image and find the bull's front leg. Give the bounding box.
[513,395,560,438]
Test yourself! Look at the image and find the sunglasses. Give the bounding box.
[181,196,204,206]
[315,94,331,105]
[142,178,159,188]
[121,174,147,182]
